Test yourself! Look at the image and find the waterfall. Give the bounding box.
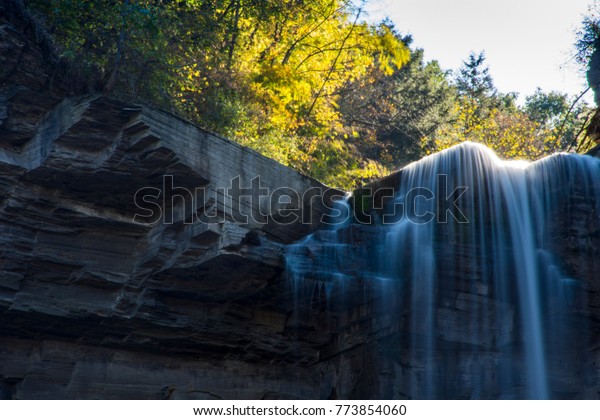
[286,142,600,399]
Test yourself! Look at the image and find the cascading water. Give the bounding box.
[286,142,600,399]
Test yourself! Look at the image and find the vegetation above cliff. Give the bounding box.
[24,0,597,189]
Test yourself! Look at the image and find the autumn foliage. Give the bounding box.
[26,0,594,189]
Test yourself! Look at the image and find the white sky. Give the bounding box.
[365,0,595,104]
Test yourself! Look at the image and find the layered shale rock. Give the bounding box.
[0,1,347,399]
[1,1,599,400]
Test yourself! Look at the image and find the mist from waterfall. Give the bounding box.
[286,142,600,399]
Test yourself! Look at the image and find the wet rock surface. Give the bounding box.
[287,147,600,399]
[1,1,599,400]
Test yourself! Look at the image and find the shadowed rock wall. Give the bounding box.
[1,1,599,400]
[0,1,350,399]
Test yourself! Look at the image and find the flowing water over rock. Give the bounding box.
[286,142,600,399]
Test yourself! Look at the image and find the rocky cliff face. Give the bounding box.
[1,2,599,400]
[584,32,600,148]
[0,2,348,399]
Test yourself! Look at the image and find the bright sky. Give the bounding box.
[366,0,594,104]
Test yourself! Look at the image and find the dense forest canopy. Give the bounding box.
[24,0,599,189]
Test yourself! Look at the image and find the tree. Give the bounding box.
[456,51,495,101]
[574,3,600,152]
[429,97,545,160]
[575,3,600,101]
[427,54,571,160]
[524,88,592,152]
[26,0,411,189]
[338,31,455,167]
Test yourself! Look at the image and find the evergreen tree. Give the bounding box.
[456,51,495,100]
